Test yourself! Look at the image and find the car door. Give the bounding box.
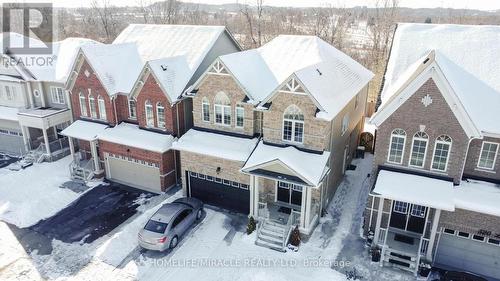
[173,209,194,236]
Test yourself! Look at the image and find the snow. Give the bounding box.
[98,123,176,153]
[242,140,330,186]
[381,23,500,135]
[80,43,143,95]
[219,35,373,120]
[0,156,81,227]
[372,170,455,211]
[454,180,500,217]
[0,105,20,121]
[60,120,109,141]
[172,129,258,162]
[147,56,192,104]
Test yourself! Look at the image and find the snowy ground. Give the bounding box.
[0,154,416,281]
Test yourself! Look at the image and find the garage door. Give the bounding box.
[435,229,500,279]
[188,171,250,214]
[105,153,161,193]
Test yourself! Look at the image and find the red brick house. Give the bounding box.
[62,24,241,193]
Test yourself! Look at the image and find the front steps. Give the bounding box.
[382,247,418,274]
[255,220,289,252]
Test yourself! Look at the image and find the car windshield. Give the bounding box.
[144,220,168,233]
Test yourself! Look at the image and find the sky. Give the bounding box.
[2,0,500,11]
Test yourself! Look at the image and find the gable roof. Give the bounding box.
[218,35,373,120]
[145,56,192,104]
[378,23,500,136]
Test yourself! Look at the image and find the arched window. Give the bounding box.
[145,100,154,127]
[156,102,165,128]
[88,91,97,119]
[97,95,106,120]
[202,97,210,122]
[409,131,429,168]
[387,129,406,164]
[282,105,304,143]
[214,92,231,125]
[432,135,452,171]
[79,92,87,117]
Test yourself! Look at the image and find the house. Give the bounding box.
[62,24,241,193]
[0,33,97,162]
[363,23,500,279]
[173,35,373,250]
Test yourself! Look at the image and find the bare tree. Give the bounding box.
[240,0,264,48]
[91,0,118,42]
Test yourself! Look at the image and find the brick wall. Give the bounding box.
[440,208,500,238]
[115,94,137,124]
[463,136,500,182]
[373,78,469,184]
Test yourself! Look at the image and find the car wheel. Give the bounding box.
[170,236,178,249]
[196,209,203,220]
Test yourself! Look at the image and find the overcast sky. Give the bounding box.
[3,0,500,10]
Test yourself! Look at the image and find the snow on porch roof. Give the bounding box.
[455,180,500,217]
[98,123,175,153]
[242,141,330,187]
[60,120,109,141]
[372,170,455,211]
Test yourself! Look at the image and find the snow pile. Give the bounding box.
[0,156,81,227]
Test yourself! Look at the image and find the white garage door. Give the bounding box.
[105,153,161,193]
[435,229,500,279]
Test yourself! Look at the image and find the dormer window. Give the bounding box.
[214,92,231,126]
[282,105,304,143]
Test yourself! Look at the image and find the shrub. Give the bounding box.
[289,225,301,246]
[246,216,256,234]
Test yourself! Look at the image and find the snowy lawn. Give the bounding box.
[0,156,93,227]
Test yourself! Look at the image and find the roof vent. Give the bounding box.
[161,65,168,71]
[316,68,322,76]
[423,58,430,64]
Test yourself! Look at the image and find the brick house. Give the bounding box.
[173,35,373,250]
[363,24,500,278]
[61,24,241,193]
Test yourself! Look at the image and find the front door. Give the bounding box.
[276,181,303,206]
[389,201,427,234]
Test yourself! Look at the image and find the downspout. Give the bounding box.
[175,101,180,135]
[460,136,479,182]
[112,95,118,125]
[26,81,34,108]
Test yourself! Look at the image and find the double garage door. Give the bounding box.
[435,231,500,279]
[105,153,162,193]
[187,171,250,214]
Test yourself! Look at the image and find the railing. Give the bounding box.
[283,209,301,249]
[48,137,69,154]
[378,228,387,245]
[419,237,430,256]
[257,202,269,219]
[69,155,96,181]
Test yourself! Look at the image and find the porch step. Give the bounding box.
[383,247,418,273]
[255,238,286,252]
[255,220,289,252]
[260,228,285,240]
[384,260,416,273]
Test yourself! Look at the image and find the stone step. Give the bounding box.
[255,239,286,252]
[262,223,286,234]
[384,253,417,266]
[384,260,417,273]
[260,228,285,240]
[258,232,284,244]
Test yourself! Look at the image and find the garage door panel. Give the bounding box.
[106,155,161,193]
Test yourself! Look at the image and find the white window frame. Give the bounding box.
[282,105,304,143]
[408,131,429,168]
[443,228,456,235]
[235,104,244,128]
[393,201,408,214]
[202,97,210,122]
[387,129,406,164]
[50,86,65,104]
[431,135,452,172]
[410,204,426,218]
[79,92,87,117]
[477,141,499,170]
[88,91,97,119]
[156,102,165,129]
[128,99,137,119]
[214,92,231,126]
[97,95,106,120]
[457,231,470,239]
[145,100,154,127]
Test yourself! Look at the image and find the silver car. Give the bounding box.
[138,197,204,251]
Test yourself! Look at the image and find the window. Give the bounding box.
[443,228,456,235]
[488,238,500,245]
[223,179,231,185]
[477,141,499,170]
[88,93,97,119]
[388,129,406,164]
[409,132,429,168]
[145,100,154,127]
[341,114,349,135]
[215,177,222,183]
[214,92,231,125]
[457,231,470,238]
[240,184,249,190]
[79,92,87,116]
[206,175,213,181]
[472,235,485,242]
[128,99,137,119]
[190,172,198,178]
[410,204,426,218]
[283,105,304,143]
[393,201,408,214]
[202,97,210,122]
[236,104,244,128]
[198,174,206,180]
[156,102,165,128]
[231,181,239,187]
[431,135,452,172]
[50,87,65,104]
[97,95,106,120]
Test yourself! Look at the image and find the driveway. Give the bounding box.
[30,181,156,244]
[0,154,19,168]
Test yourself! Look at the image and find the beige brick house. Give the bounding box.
[363,24,500,278]
[173,35,373,250]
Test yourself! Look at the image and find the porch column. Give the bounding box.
[68,137,75,159]
[300,187,307,229]
[42,128,51,155]
[426,209,441,261]
[90,140,101,171]
[53,126,58,139]
[249,175,255,217]
[253,175,260,217]
[303,186,313,230]
[21,126,30,152]
[373,196,385,245]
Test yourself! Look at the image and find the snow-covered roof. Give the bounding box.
[455,180,500,217]
[380,23,500,135]
[172,129,258,162]
[242,141,330,187]
[80,43,143,95]
[98,123,175,153]
[60,120,108,141]
[1,33,99,83]
[372,170,455,211]
[219,35,373,120]
[147,56,191,103]
[0,106,20,122]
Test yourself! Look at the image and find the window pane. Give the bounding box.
[98,98,106,120]
[146,103,154,127]
[294,122,303,142]
[388,136,405,163]
[236,106,244,127]
[157,106,165,128]
[202,103,210,121]
[79,94,87,116]
[432,142,450,171]
[283,120,292,141]
[223,106,231,125]
[129,100,136,118]
[215,105,222,124]
[478,142,498,169]
[410,139,427,167]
